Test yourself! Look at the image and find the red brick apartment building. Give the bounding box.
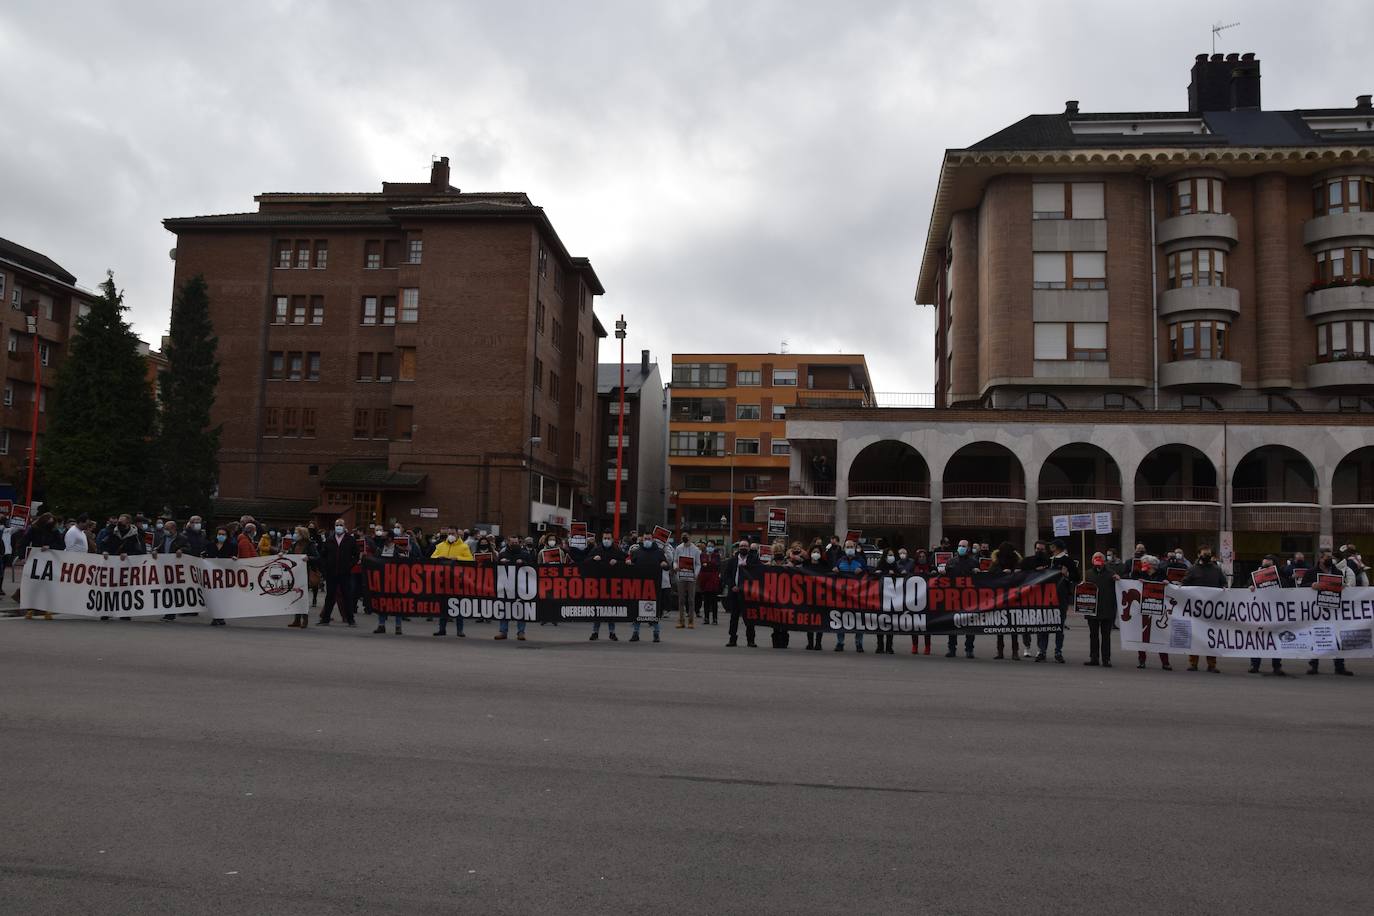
[164,158,605,534]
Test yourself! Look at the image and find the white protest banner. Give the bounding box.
[19,550,309,619]
[1093,512,1113,535]
[1051,515,1070,538]
[1115,579,1374,659]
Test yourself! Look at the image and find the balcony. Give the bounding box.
[1232,485,1319,533]
[941,482,1026,529]
[1305,283,1374,319]
[1134,484,1220,531]
[1156,212,1239,248]
[1159,359,1242,389]
[1158,286,1240,320]
[753,494,835,527]
[1036,483,1122,530]
[789,480,836,497]
[1306,358,1374,390]
[1303,212,1374,247]
[845,481,931,529]
[1333,506,1374,534]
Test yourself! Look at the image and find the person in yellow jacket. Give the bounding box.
[431,526,473,637]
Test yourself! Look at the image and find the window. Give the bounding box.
[672,363,727,387]
[552,318,562,349]
[407,236,423,264]
[0,429,7,455]
[574,432,581,458]
[361,297,378,325]
[547,424,558,452]
[296,244,310,269]
[772,404,786,420]
[533,415,543,439]
[1168,177,1225,216]
[549,372,560,401]
[6,333,15,352]
[535,300,546,333]
[276,241,292,269]
[313,241,328,269]
[376,352,395,381]
[1167,249,1227,288]
[393,405,413,441]
[684,473,712,490]
[533,357,543,390]
[381,296,397,325]
[1315,247,1373,284]
[735,437,761,455]
[398,347,416,381]
[1069,323,1107,360]
[669,431,725,457]
[1034,323,1067,359]
[372,408,389,439]
[364,241,381,270]
[274,296,288,324]
[736,404,761,420]
[1313,175,1374,216]
[309,296,324,325]
[38,343,49,367]
[740,506,756,524]
[354,409,370,439]
[288,352,303,381]
[1034,252,1105,289]
[742,475,760,492]
[357,353,374,381]
[577,332,585,360]
[771,438,791,456]
[282,407,299,436]
[737,369,761,386]
[608,400,631,416]
[302,409,316,437]
[269,352,285,380]
[575,382,583,409]
[0,273,4,300]
[264,407,280,437]
[671,397,726,422]
[9,288,18,308]
[772,369,797,386]
[578,284,586,314]
[2,385,10,407]
[1168,320,1230,360]
[400,288,418,323]
[538,243,548,278]
[1032,182,1104,219]
[607,433,628,448]
[291,296,307,325]
[1317,320,1374,361]
[307,352,320,381]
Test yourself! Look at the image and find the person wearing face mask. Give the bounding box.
[1033,539,1078,664]
[588,532,625,640]
[1247,555,1288,676]
[871,546,903,655]
[825,535,844,566]
[1133,555,1172,670]
[154,520,191,622]
[724,539,760,647]
[429,527,473,638]
[698,545,723,626]
[372,524,411,636]
[672,533,701,630]
[943,539,979,658]
[629,534,670,643]
[1164,548,1190,572]
[1083,551,1119,667]
[285,526,318,629]
[99,513,146,558]
[1181,546,1226,672]
[904,548,934,656]
[800,546,831,649]
[989,541,1023,660]
[1307,548,1359,677]
[1017,539,1051,658]
[317,518,359,627]
[833,540,868,653]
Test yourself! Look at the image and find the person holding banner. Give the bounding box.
[674,534,701,630]
[317,518,359,628]
[698,547,722,626]
[1035,540,1077,663]
[286,526,317,629]
[724,540,760,648]
[588,532,625,641]
[154,520,191,622]
[1083,552,1118,667]
[905,549,933,656]
[944,540,978,658]
[1247,555,1288,676]
[1017,540,1051,658]
[1181,547,1225,673]
[1308,549,1360,676]
[798,545,830,649]
[19,513,64,620]
[629,534,670,643]
[990,542,1024,660]
[429,527,472,638]
[1134,555,1172,670]
[833,540,868,653]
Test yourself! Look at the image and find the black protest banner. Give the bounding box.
[738,566,1065,635]
[361,557,661,623]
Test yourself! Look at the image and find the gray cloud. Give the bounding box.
[1,1,1369,392]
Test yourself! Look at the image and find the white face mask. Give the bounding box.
[642,538,653,547]
[811,551,821,562]
[393,528,402,536]
[898,551,907,559]
[845,547,856,557]
[335,525,345,535]
[602,539,613,547]
[886,553,895,562]
[446,534,456,543]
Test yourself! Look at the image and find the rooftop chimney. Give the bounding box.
[641,349,650,374]
[1064,100,1079,116]
[1188,52,1261,114]
[430,156,450,190]
[1357,94,1373,111]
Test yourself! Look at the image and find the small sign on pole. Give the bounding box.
[766,507,787,539]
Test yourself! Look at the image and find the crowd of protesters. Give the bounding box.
[4,506,1365,677]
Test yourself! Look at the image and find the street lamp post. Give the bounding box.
[613,316,627,541]
[726,449,735,546]
[24,308,40,511]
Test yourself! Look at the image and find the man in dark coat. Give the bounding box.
[317,517,359,627]
[723,539,760,648]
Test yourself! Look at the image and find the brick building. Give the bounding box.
[592,350,667,534]
[0,237,94,502]
[760,54,1374,577]
[668,353,870,541]
[164,158,605,534]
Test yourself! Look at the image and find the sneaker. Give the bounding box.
[373,626,386,634]
[434,631,446,637]
[457,632,466,638]
[1137,660,1147,669]
[495,634,508,641]
[1054,654,1064,664]
[727,638,738,647]
[1035,654,1046,663]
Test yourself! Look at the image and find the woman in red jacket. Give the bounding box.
[697,547,722,625]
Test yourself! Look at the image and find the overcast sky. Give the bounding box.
[2,1,1370,392]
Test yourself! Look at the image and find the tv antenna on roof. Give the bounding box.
[1212,21,1239,54]
[780,338,790,355]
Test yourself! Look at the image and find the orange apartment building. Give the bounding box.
[668,354,871,540]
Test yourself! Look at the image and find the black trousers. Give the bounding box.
[1087,616,1113,662]
[320,574,355,624]
[726,593,755,642]
[947,633,975,653]
[702,594,719,624]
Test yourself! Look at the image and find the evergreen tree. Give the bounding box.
[42,271,157,518]
[156,274,220,519]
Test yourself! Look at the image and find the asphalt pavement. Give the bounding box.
[2,607,1372,915]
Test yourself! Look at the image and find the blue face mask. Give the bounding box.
[957,546,968,556]
[216,534,227,543]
